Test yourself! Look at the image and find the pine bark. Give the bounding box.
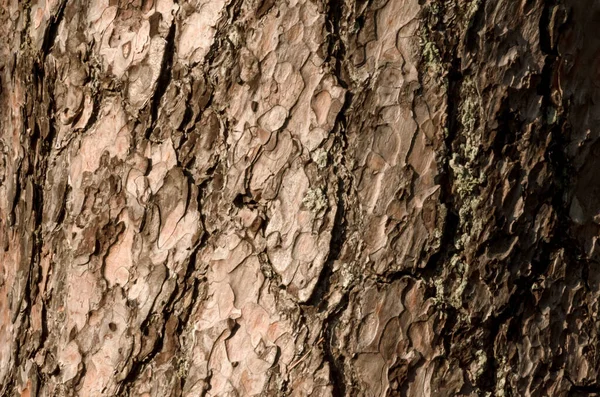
[0,0,596,396]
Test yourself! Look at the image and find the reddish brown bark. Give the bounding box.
[1,0,598,396]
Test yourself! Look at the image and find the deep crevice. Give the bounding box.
[303,175,347,309]
[326,0,348,88]
[41,0,67,57]
[321,292,350,397]
[478,0,572,393]
[145,21,177,140]
[301,90,352,395]
[420,0,465,280]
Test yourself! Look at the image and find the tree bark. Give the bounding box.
[0,0,596,395]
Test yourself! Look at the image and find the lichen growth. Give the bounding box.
[419,1,447,77]
[450,76,484,250]
[421,1,486,311]
[495,356,509,396]
[340,263,355,289]
[445,76,484,308]
[464,0,483,30]
[448,256,470,308]
[176,356,190,379]
[311,148,328,169]
[473,349,487,378]
[434,277,446,305]
[422,41,443,74]
[303,187,327,213]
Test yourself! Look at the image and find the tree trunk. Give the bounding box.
[0,0,596,395]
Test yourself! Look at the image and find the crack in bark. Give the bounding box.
[419,2,499,394]
[321,292,349,397]
[8,3,64,393]
[145,20,177,140]
[468,1,571,393]
[303,178,347,310]
[41,0,67,57]
[325,0,348,89]
[304,0,356,392]
[420,0,464,280]
[116,270,175,395]
[202,0,244,73]
[463,0,486,54]
[118,3,238,387]
[303,90,354,308]
[117,166,216,395]
[567,375,600,395]
[8,161,22,227]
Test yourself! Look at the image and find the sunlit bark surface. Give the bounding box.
[1,0,599,396]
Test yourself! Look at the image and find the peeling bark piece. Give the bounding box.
[258,105,288,132]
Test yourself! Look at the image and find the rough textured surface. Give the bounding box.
[1,0,599,396]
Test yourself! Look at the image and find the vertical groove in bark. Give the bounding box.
[147,20,177,140]
[9,0,62,392]
[41,0,67,57]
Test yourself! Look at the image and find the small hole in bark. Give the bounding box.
[251,101,259,112]
[109,322,117,332]
[233,194,244,208]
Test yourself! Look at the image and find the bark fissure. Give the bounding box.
[303,89,353,307]
[321,292,350,397]
[326,0,348,89]
[567,376,600,395]
[41,0,68,57]
[115,271,175,395]
[11,2,64,388]
[419,1,464,283]
[146,20,177,140]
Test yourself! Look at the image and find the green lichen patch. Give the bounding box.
[303,187,327,213]
[445,76,485,308]
[311,148,328,169]
[450,76,484,248]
